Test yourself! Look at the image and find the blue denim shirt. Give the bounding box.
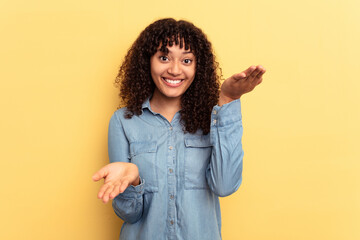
[108,98,244,240]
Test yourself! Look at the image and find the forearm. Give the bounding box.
[206,99,244,197]
[108,112,144,222]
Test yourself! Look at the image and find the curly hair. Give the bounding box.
[115,18,221,135]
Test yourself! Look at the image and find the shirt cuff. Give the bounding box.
[211,99,242,127]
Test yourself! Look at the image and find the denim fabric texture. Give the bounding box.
[108,98,244,240]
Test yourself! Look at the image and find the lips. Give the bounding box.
[161,77,184,87]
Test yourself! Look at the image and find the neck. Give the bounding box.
[150,90,181,122]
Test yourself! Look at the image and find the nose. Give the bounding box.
[167,61,182,76]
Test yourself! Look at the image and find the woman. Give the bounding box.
[93,18,265,239]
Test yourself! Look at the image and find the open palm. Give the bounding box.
[92,162,140,203]
[220,65,266,102]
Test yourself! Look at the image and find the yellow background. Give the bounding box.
[1,0,359,239]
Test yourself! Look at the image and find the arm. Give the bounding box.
[206,100,244,197]
[92,112,144,223]
[206,65,266,197]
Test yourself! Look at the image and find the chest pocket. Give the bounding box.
[184,136,212,190]
[129,141,158,193]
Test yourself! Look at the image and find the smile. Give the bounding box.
[161,77,184,87]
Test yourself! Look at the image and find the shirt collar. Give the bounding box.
[142,97,151,110]
[141,96,182,124]
[141,96,158,115]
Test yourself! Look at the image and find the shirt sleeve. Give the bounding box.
[108,112,145,223]
[206,99,244,197]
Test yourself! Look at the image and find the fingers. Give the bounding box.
[93,162,138,203]
[97,180,130,204]
[92,166,109,182]
[255,66,266,78]
[119,180,130,193]
[248,65,266,84]
[232,72,246,80]
[234,65,266,82]
[102,185,115,203]
[97,183,110,199]
[243,65,257,78]
[109,184,121,199]
[233,65,256,80]
[97,183,116,203]
[108,179,129,200]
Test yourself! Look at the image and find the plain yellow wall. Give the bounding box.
[1,0,359,239]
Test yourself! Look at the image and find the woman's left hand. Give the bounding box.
[219,65,266,106]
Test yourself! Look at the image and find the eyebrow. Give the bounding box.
[165,49,193,54]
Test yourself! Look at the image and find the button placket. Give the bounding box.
[167,124,176,234]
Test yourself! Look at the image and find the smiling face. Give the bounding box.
[150,44,196,106]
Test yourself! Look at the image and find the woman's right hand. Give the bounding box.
[92,162,140,203]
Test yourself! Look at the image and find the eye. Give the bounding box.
[183,59,193,64]
[159,56,169,61]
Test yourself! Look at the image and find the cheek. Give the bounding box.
[150,57,159,74]
[150,67,160,81]
[187,67,196,80]
[150,62,165,77]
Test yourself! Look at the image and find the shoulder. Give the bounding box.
[112,107,127,119]
[108,107,130,127]
[110,107,146,126]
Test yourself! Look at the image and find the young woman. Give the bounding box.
[92,18,265,240]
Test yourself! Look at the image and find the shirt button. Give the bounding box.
[170,220,174,225]
[169,168,173,173]
[213,119,217,124]
[169,127,173,130]
[169,146,173,150]
[170,194,174,200]
[213,110,217,114]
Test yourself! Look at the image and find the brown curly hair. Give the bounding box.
[115,18,221,134]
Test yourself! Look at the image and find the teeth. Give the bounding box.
[164,78,182,84]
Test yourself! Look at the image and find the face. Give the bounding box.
[150,44,196,103]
